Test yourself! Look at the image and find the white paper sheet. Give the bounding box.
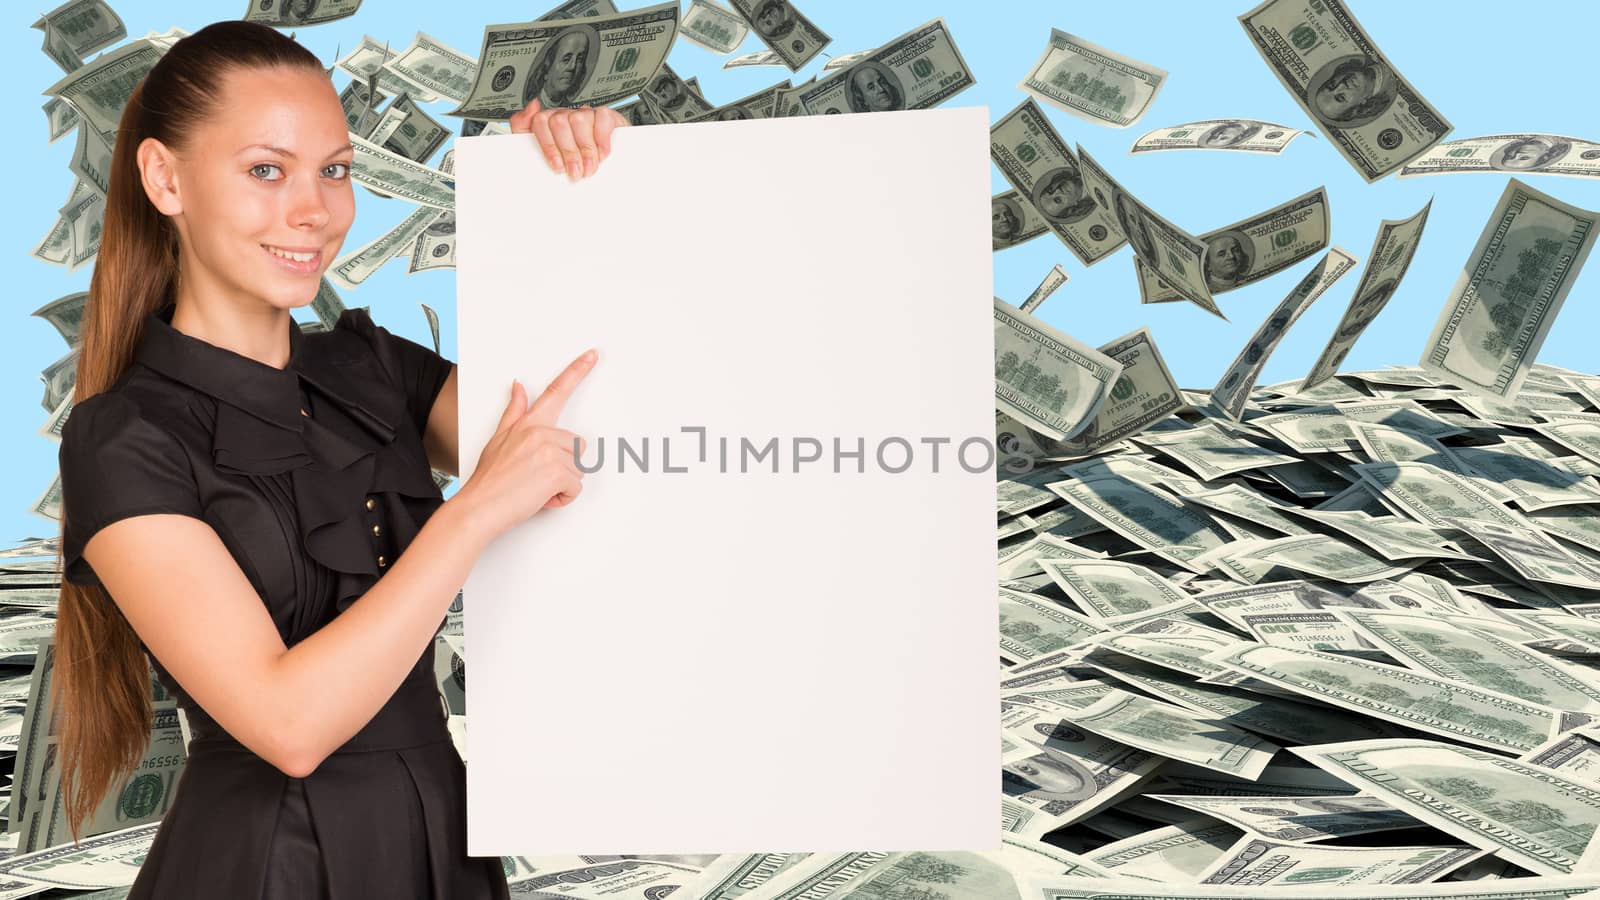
[454,106,996,855]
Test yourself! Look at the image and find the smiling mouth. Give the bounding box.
[262,243,322,272]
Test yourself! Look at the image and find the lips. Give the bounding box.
[262,243,322,274]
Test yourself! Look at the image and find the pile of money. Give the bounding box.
[19,0,1600,896]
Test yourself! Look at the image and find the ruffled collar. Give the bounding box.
[134,299,406,474]
[133,299,440,612]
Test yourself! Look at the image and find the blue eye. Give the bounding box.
[249,163,282,180]
[323,162,351,179]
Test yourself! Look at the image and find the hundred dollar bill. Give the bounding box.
[367,92,451,164]
[1331,608,1600,714]
[641,63,717,122]
[1077,145,1222,318]
[1400,134,1600,181]
[1039,559,1189,619]
[994,296,1123,441]
[332,206,441,287]
[1027,328,1182,457]
[1201,643,1564,754]
[242,0,361,26]
[998,587,1105,665]
[348,133,455,208]
[1054,687,1281,779]
[42,37,166,145]
[383,32,478,104]
[337,35,440,103]
[408,212,456,274]
[1018,29,1167,129]
[1419,178,1598,400]
[1132,118,1314,154]
[1147,793,1418,843]
[1086,818,1245,882]
[42,96,79,143]
[727,0,830,71]
[1439,517,1600,590]
[991,100,1127,265]
[340,78,388,138]
[1049,475,1233,573]
[795,18,975,115]
[449,2,680,118]
[683,79,791,122]
[1238,0,1452,182]
[1212,248,1358,421]
[723,48,783,68]
[1133,422,1301,480]
[34,0,125,68]
[679,0,747,54]
[1019,264,1069,314]
[1018,874,1600,900]
[1292,739,1600,875]
[992,190,1048,252]
[1080,652,1412,746]
[1521,730,1600,785]
[1135,187,1331,304]
[1196,834,1486,885]
[1301,200,1432,390]
[821,48,874,72]
[535,0,620,19]
[1001,701,1167,835]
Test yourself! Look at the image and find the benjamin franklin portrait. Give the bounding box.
[848,62,904,113]
[1028,166,1098,225]
[1306,54,1397,128]
[523,25,599,110]
[993,195,1027,246]
[713,105,754,121]
[1114,191,1156,261]
[1201,120,1262,148]
[1202,230,1254,292]
[649,73,686,112]
[623,101,658,127]
[1491,137,1571,171]
[750,0,796,40]
[276,0,319,24]
[1336,277,1399,340]
[1002,744,1097,801]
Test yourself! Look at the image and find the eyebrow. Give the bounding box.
[239,142,355,160]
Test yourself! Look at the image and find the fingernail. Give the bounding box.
[567,160,580,180]
[583,349,597,362]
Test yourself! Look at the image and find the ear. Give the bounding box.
[137,136,183,216]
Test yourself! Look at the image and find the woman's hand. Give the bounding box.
[509,99,629,182]
[452,350,598,540]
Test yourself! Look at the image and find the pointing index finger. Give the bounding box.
[525,349,598,427]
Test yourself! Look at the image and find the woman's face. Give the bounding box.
[155,65,355,312]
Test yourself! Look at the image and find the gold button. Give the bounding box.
[377,554,387,567]
[371,524,382,537]
[300,408,309,416]
[365,497,375,511]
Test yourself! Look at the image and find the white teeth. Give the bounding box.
[264,245,316,262]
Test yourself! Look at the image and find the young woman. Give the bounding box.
[53,20,623,899]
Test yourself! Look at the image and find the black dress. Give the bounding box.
[57,299,510,900]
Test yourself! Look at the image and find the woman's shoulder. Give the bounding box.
[64,372,194,446]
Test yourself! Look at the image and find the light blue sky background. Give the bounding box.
[5,0,1599,544]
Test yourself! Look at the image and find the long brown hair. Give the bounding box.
[54,20,324,847]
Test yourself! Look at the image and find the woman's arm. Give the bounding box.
[423,364,459,477]
[84,495,494,777]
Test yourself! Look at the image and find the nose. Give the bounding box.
[288,174,332,231]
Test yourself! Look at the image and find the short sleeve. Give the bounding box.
[59,392,204,587]
[336,307,456,438]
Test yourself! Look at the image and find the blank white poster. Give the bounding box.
[453,106,996,856]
